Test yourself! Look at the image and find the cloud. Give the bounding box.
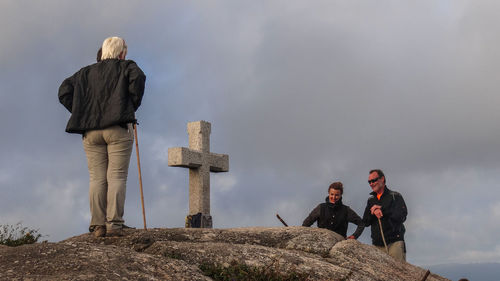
[492,202,500,220]
[213,174,237,193]
[0,178,88,241]
[1,0,499,266]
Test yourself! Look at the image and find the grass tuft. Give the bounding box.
[0,222,43,247]
[200,259,309,281]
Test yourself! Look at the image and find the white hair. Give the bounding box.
[101,37,127,60]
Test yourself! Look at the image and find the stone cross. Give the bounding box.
[168,120,229,228]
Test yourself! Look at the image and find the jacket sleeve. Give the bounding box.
[127,61,146,111]
[347,207,365,239]
[384,192,407,224]
[58,76,74,113]
[302,204,321,227]
[362,198,375,226]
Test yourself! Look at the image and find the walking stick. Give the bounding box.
[420,270,431,281]
[377,217,389,254]
[133,123,147,230]
[276,214,288,227]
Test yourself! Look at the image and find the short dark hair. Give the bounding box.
[97,48,102,62]
[328,182,343,194]
[369,169,386,184]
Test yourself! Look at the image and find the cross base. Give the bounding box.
[185,213,213,228]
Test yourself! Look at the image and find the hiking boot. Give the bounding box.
[106,228,125,237]
[93,226,106,238]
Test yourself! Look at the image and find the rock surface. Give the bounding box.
[1,226,449,281]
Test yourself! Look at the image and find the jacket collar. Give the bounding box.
[324,196,343,207]
[370,186,391,198]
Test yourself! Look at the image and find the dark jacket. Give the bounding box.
[362,186,407,246]
[302,197,364,239]
[58,59,146,134]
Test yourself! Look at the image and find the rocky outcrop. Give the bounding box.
[0,226,449,281]
[0,241,210,281]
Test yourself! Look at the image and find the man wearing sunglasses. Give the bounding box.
[362,169,407,261]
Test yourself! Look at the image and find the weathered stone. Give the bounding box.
[145,241,351,280]
[327,239,449,281]
[168,121,229,228]
[0,241,210,281]
[2,227,450,281]
[64,226,343,257]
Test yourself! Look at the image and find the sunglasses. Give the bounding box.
[368,177,380,184]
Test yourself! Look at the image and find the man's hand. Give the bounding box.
[370,204,381,213]
[347,235,356,240]
[373,209,383,219]
[370,205,383,218]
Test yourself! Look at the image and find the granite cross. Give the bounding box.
[168,120,229,228]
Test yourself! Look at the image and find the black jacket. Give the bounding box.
[58,59,146,134]
[362,187,407,246]
[302,197,364,239]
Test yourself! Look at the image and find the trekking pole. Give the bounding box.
[420,269,431,281]
[377,217,388,254]
[276,214,288,227]
[133,123,147,230]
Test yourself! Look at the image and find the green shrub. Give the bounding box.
[200,259,309,281]
[0,222,43,247]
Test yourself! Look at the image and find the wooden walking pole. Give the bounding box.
[420,270,431,281]
[378,217,388,254]
[276,214,288,227]
[133,123,147,230]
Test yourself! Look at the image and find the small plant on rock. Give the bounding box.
[200,259,309,281]
[0,222,43,247]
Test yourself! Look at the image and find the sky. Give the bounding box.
[0,0,499,267]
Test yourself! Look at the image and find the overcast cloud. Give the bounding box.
[1,0,499,266]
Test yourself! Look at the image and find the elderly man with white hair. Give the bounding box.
[59,36,146,237]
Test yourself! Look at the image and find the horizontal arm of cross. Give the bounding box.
[208,153,229,173]
[168,147,229,173]
[168,147,202,168]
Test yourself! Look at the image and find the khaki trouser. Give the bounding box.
[375,240,406,262]
[83,124,134,231]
